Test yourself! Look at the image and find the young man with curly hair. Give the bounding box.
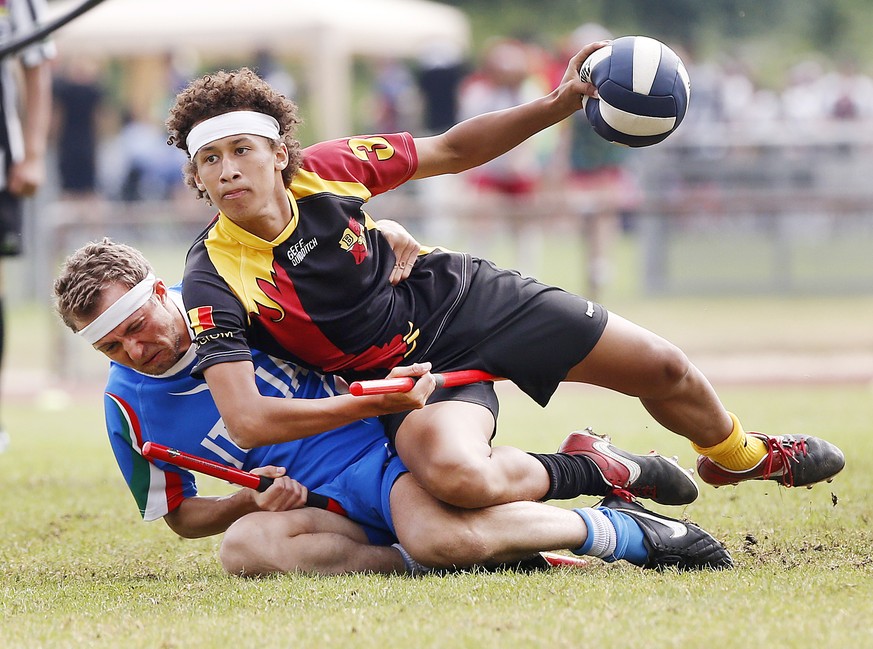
[166,41,843,524]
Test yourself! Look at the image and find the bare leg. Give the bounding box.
[220,508,404,577]
[393,400,551,509]
[566,312,733,447]
[389,474,588,567]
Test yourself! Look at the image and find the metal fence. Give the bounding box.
[631,119,873,295]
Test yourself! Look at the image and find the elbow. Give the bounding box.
[223,413,266,450]
[164,511,204,540]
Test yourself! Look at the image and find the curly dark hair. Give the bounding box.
[166,67,303,202]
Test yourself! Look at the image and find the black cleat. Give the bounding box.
[599,492,733,571]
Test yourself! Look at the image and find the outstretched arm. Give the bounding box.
[411,41,606,179]
[204,360,437,449]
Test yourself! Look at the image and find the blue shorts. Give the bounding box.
[314,443,408,545]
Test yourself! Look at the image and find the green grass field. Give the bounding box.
[3,270,873,647]
[1,383,871,648]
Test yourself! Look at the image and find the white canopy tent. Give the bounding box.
[47,0,470,138]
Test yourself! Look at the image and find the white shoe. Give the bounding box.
[0,429,8,453]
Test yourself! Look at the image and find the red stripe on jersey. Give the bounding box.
[195,306,215,330]
[108,392,187,513]
[109,392,145,448]
[301,134,418,196]
[254,261,408,374]
[164,471,186,514]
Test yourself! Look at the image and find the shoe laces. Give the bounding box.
[759,434,808,487]
[610,487,636,503]
[583,425,612,443]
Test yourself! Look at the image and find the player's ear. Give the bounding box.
[153,279,169,301]
[193,170,206,192]
[275,142,289,170]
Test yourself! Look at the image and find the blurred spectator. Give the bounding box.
[718,58,760,122]
[52,56,105,199]
[0,0,55,453]
[416,41,467,135]
[100,108,185,202]
[254,50,297,100]
[456,37,555,267]
[555,23,642,299]
[458,37,551,197]
[407,42,469,243]
[368,57,420,133]
[781,59,829,122]
[826,59,873,120]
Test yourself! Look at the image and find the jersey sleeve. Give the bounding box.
[104,389,196,521]
[300,132,418,198]
[183,239,255,377]
[13,0,57,66]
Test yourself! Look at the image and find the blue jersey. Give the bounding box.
[104,289,406,543]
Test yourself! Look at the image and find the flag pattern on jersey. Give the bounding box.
[187,305,216,335]
[106,392,184,520]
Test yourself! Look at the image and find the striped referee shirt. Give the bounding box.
[0,0,55,188]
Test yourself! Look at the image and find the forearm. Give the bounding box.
[225,392,391,448]
[163,492,260,539]
[22,63,52,160]
[415,90,581,178]
[205,361,434,449]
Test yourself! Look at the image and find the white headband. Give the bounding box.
[78,273,156,345]
[186,111,281,156]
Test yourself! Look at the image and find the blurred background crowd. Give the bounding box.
[5,0,873,393]
[39,9,873,300]
[47,23,873,206]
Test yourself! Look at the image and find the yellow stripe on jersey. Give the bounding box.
[205,217,285,323]
[292,168,372,202]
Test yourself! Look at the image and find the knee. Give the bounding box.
[414,456,498,509]
[220,511,314,577]
[646,339,693,394]
[220,515,263,577]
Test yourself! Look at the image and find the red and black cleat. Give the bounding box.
[696,433,845,488]
[559,428,699,506]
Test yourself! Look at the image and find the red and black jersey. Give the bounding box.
[183,132,471,380]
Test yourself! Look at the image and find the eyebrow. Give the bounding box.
[197,136,258,156]
[93,308,146,351]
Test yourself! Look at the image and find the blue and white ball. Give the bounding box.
[580,35,691,147]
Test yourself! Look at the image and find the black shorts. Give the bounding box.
[381,380,500,445]
[0,191,23,257]
[380,257,608,442]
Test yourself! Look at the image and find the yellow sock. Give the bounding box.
[692,412,767,471]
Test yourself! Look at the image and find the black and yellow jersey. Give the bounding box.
[183,132,471,380]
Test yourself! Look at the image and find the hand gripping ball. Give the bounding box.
[580,35,691,147]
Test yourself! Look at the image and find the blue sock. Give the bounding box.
[597,506,649,566]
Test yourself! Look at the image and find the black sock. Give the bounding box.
[529,452,609,501]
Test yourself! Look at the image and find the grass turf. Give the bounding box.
[1,382,871,648]
[5,237,873,647]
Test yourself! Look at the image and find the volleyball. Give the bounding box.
[579,35,691,147]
